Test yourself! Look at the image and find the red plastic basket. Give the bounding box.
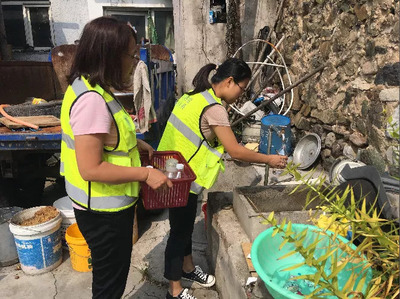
[140,151,197,210]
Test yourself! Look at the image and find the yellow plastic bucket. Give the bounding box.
[65,223,92,272]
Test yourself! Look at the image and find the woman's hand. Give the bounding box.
[145,168,173,190]
[213,125,288,167]
[267,155,288,169]
[137,139,154,161]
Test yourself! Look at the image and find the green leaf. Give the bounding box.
[313,270,322,286]
[316,247,338,263]
[282,261,306,272]
[272,227,280,237]
[328,262,348,281]
[277,249,298,260]
[342,272,357,293]
[279,238,290,250]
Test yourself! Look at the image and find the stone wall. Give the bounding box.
[276,0,399,174]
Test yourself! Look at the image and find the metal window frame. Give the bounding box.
[104,8,173,40]
[105,10,150,39]
[2,1,54,50]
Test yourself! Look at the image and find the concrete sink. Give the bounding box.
[233,184,321,242]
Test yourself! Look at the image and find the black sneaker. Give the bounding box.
[182,265,216,287]
[166,288,197,299]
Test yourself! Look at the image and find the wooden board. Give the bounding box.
[241,242,258,277]
[0,115,60,129]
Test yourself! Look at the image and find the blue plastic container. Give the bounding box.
[251,224,372,299]
[259,114,292,155]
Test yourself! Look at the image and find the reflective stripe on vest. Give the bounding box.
[190,181,204,194]
[72,79,124,116]
[65,179,136,210]
[167,113,223,160]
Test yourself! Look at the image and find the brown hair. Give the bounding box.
[68,16,137,91]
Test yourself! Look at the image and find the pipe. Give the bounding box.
[0,104,39,130]
[264,127,273,186]
[231,62,329,127]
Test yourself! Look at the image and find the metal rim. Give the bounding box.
[292,133,321,169]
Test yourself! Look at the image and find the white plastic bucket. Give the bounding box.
[0,207,23,267]
[9,206,62,275]
[242,122,261,143]
[53,196,76,250]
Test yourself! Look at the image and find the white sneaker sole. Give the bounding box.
[182,276,216,288]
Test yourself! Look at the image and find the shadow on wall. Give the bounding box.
[53,22,81,46]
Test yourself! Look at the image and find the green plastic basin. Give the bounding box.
[251,224,372,298]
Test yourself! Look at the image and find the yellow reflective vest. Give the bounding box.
[60,76,140,212]
[158,88,225,194]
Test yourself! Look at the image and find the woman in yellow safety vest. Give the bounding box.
[158,58,288,299]
[60,16,172,299]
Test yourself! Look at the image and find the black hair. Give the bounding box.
[186,58,252,96]
[68,16,137,91]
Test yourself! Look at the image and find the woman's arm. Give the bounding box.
[212,125,287,168]
[137,138,154,161]
[75,134,172,190]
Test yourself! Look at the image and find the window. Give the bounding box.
[2,1,54,50]
[210,0,227,23]
[105,8,174,51]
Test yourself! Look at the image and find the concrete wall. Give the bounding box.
[172,0,279,95]
[51,0,90,46]
[241,0,278,61]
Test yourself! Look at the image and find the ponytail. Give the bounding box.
[186,58,251,96]
[186,64,217,96]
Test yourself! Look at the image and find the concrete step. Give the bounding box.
[206,191,273,299]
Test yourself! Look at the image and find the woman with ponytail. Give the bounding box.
[158,58,288,299]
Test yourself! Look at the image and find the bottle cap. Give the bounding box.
[176,163,184,170]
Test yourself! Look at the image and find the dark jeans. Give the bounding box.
[164,193,198,281]
[74,205,134,299]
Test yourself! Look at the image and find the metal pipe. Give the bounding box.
[264,127,273,186]
[231,63,329,127]
[246,35,285,89]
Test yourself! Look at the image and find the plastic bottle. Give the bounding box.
[165,158,178,179]
[175,163,184,179]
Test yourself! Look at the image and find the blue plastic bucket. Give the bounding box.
[9,206,62,275]
[259,115,292,155]
[251,224,372,298]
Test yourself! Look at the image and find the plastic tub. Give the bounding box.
[65,223,92,272]
[251,224,372,298]
[9,206,62,275]
[53,196,76,249]
[0,207,23,267]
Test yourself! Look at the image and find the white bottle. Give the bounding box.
[175,163,184,179]
[165,158,178,179]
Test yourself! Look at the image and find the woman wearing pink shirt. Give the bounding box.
[60,16,172,298]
